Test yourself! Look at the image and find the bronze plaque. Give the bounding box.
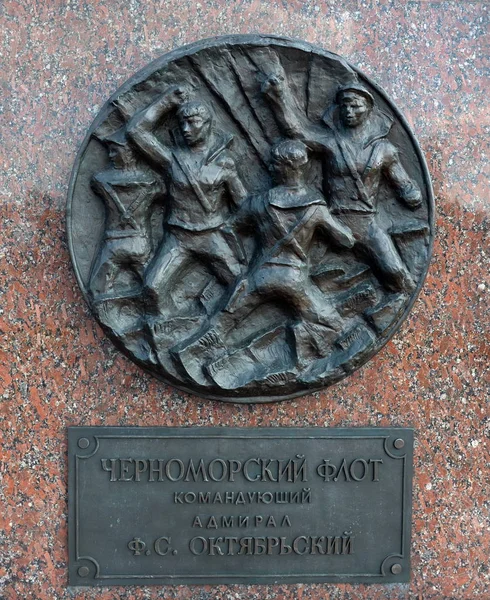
[67,35,434,402]
[68,427,413,585]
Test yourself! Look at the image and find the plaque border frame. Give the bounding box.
[68,426,413,586]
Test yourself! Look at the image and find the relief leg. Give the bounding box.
[143,234,190,316]
[173,280,264,386]
[89,245,120,299]
[198,229,244,286]
[364,223,416,293]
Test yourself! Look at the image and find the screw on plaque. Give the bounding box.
[78,437,90,449]
[77,566,89,577]
[128,537,146,555]
[391,563,403,574]
[394,438,405,449]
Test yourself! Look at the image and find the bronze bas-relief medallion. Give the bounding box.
[68,35,434,402]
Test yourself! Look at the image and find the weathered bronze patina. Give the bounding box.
[69,427,413,585]
[67,35,434,402]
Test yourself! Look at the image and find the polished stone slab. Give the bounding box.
[2,1,489,598]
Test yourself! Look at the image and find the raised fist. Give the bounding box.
[261,73,286,99]
[165,84,191,106]
[401,184,422,209]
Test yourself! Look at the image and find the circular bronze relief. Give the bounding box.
[68,35,434,403]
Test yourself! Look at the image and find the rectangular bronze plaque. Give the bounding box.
[68,427,413,585]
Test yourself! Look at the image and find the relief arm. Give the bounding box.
[90,173,136,227]
[224,194,256,234]
[384,145,422,209]
[261,74,304,138]
[221,157,248,210]
[316,205,355,249]
[261,74,331,153]
[91,172,108,200]
[91,173,118,209]
[221,194,256,266]
[126,85,189,171]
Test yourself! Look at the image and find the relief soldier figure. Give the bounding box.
[262,75,422,294]
[126,86,247,321]
[69,37,433,401]
[89,125,162,304]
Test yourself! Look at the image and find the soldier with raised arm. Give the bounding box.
[89,125,163,302]
[262,75,422,293]
[126,85,247,317]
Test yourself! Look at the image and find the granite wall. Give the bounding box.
[1,1,488,598]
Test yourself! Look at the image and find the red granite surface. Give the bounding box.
[0,1,488,598]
